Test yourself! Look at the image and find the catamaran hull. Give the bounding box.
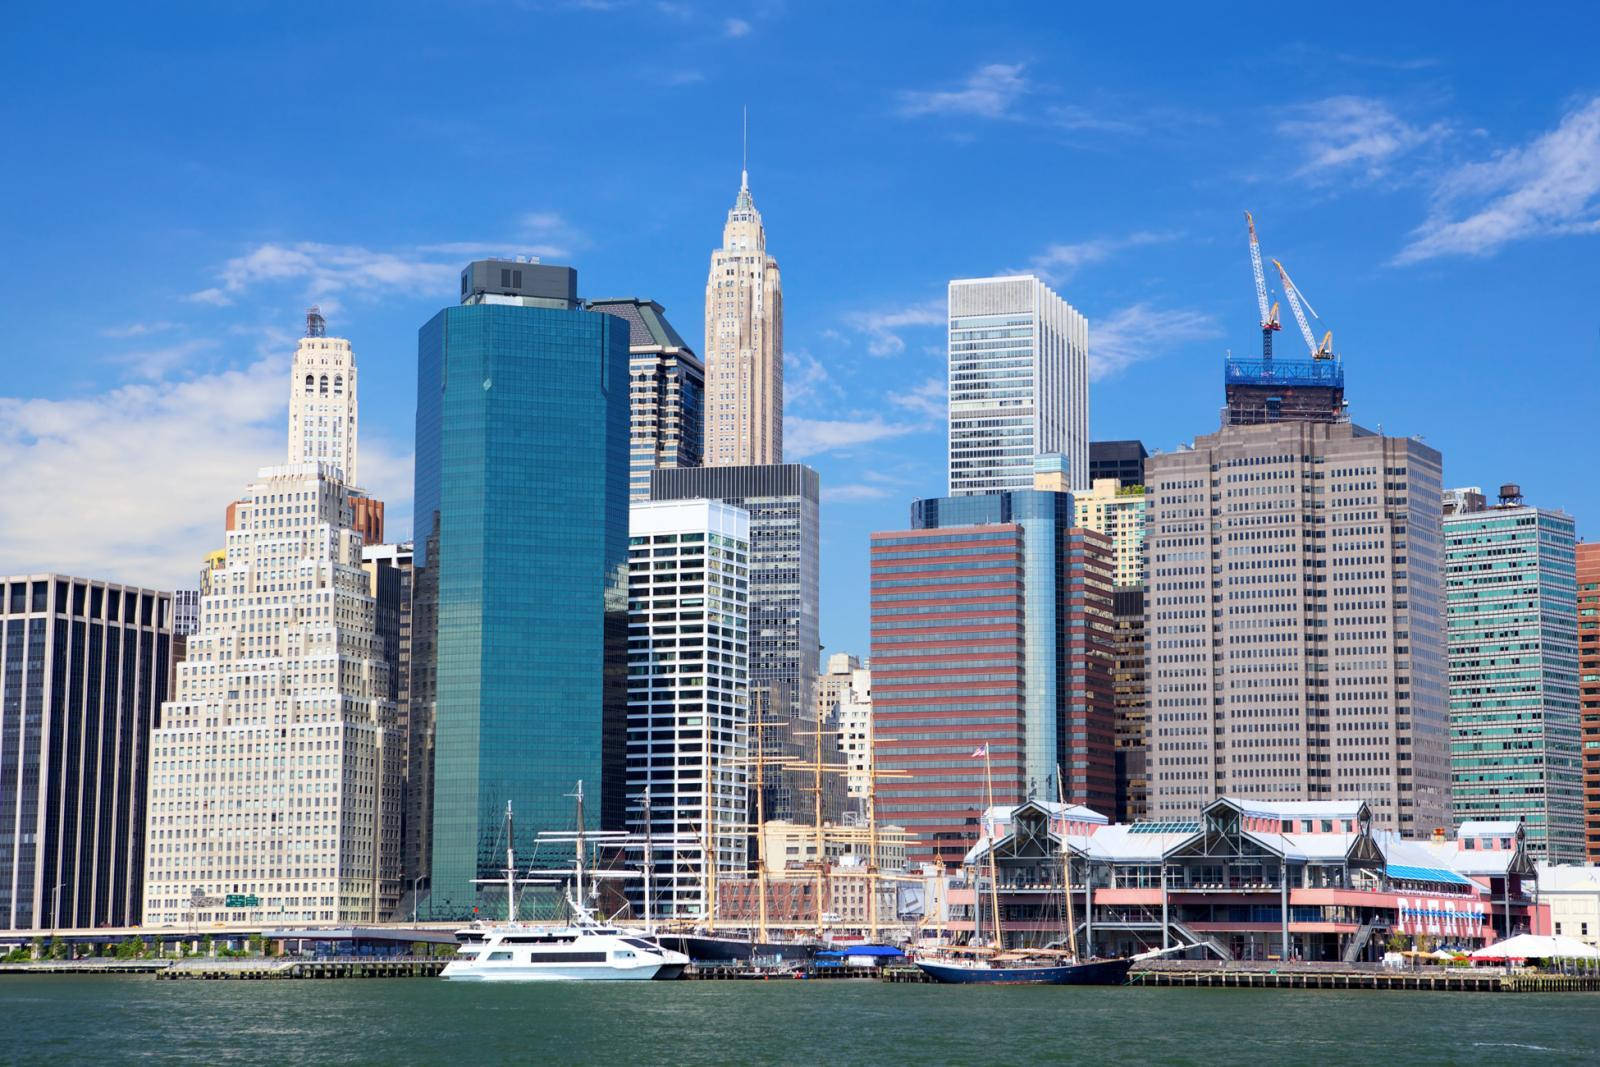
[915,957,1133,986]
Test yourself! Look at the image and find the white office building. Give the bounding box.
[141,314,401,927]
[948,275,1088,495]
[627,499,751,919]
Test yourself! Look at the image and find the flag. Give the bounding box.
[970,744,988,758]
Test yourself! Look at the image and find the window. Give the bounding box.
[487,951,512,960]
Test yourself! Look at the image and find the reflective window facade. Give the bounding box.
[414,300,631,919]
[1445,498,1581,862]
[871,491,1116,867]
[948,276,1088,496]
[0,575,171,930]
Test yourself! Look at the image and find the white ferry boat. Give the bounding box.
[441,786,689,982]
[443,918,688,981]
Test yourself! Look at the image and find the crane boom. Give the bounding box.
[1272,259,1317,356]
[1246,211,1270,328]
[1246,212,1281,359]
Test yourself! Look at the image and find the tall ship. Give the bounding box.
[913,752,1146,986]
[441,785,689,982]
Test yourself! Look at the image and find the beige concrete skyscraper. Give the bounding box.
[704,169,782,466]
[141,316,401,928]
[1144,420,1451,836]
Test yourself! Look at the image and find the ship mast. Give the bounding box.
[505,801,517,923]
[570,780,587,912]
[641,787,654,935]
[984,746,1002,948]
[1057,765,1079,961]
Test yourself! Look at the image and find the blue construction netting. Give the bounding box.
[1224,357,1344,388]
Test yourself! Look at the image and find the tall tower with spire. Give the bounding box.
[703,142,783,466]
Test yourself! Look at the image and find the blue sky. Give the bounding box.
[3,2,1597,655]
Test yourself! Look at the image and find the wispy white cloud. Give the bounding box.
[1024,230,1179,284]
[101,321,178,339]
[1091,304,1219,381]
[1395,95,1600,264]
[897,63,1030,120]
[889,377,945,420]
[784,348,839,409]
[111,337,218,380]
[843,299,944,356]
[723,17,751,37]
[786,416,921,458]
[192,215,583,306]
[823,483,892,502]
[896,62,1132,132]
[1279,95,1448,182]
[0,349,412,591]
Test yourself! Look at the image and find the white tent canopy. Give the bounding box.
[1469,934,1600,960]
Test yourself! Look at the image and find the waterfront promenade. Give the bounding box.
[6,955,1598,992]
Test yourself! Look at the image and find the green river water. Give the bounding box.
[2,976,1596,1065]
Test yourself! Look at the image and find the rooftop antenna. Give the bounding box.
[741,105,748,191]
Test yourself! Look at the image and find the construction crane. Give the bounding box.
[1245,211,1281,359]
[1271,258,1334,360]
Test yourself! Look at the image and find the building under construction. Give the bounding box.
[1222,354,1345,426]
[1225,212,1347,427]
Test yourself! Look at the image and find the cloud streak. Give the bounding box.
[191,215,582,306]
[897,63,1030,119]
[0,350,413,591]
[1278,95,1447,183]
[786,415,921,458]
[1025,230,1178,284]
[1091,304,1219,381]
[843,299,944,356]
[1395,96,1600,264]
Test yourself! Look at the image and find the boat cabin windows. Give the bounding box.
[486,951,513,961]
[525,951,608,964]
[622,939,659,951]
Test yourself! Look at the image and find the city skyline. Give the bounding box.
[5,4,1600,662]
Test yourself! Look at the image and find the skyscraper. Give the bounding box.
[1073,477,1148,589]
[626,499,750,919]
[1444,484,1582,862]
[817,653,873,820]
[587,298,705,501]
[871,489,1115,867]
[288,306,359,482]
[703,169,782,466]
[414,260,631,918]
[142,313,401,927]
[1144,421,1451,835]
[948,275,1088,496]
[361,541,418,894]
[650,464,822,825]
[1089,439,1148,490]
[1578,542,1600,863]
[0,576,172,930]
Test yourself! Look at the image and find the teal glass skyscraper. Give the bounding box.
[1444,484,1582,863]
[414,260,631,918]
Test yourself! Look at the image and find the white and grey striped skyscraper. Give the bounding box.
[947,275,1089,495]
[626,499,750,918]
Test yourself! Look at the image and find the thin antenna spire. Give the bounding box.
[741,106,748,191]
